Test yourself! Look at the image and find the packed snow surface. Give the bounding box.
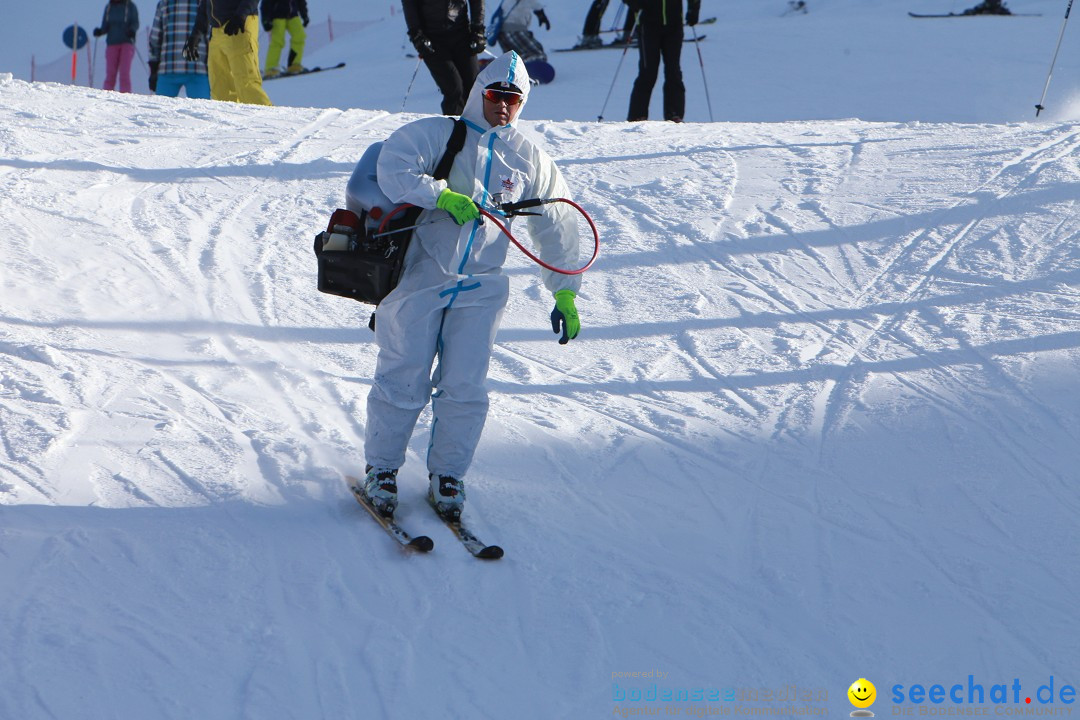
[1,0,1079,718]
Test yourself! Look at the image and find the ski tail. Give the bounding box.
[428,495,504,559]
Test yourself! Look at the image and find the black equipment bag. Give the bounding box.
[312,207,405,305]
[313,118,468,306]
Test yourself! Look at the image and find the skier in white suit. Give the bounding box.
[360,51,582,520]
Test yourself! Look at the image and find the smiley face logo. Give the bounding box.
[848,678,877,709]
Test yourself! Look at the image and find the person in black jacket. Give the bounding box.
[402,0,486,115]
[626,0,700,122]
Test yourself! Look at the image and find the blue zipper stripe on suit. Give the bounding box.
[456,131,498,275]
[479,132,499,212]
[429,115,502,467]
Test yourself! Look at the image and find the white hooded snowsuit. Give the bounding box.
[365,51,581,479]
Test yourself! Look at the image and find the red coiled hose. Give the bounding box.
[378,198,600,276]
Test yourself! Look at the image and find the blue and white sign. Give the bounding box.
[62,24,89,50]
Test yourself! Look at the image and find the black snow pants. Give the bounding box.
[583,0,608,35]
[425,31,479,116]
[627,20,685,121]
[583,0,636,39]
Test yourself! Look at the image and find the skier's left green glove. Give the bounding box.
[550,289,580,345]
[437,188,479,225]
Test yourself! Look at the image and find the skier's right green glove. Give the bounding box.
[437,188,480,225]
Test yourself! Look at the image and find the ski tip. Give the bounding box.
[477,545,504,560]
[409,536,436,552]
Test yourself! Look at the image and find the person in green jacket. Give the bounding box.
[261,0,309,77]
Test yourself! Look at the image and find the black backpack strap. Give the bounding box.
[433,119,467,181]
[367,119,468,332]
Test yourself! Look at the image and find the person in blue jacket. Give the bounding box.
[94,0,140,93]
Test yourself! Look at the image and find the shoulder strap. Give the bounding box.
[433,119,467,181]
[504,0,524,18]
[365,119,467,329]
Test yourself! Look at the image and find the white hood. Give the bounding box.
[461,51,532,129]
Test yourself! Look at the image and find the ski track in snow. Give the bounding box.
[2,69,1080,718]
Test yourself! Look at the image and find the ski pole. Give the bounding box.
[1035,0,1075,117]
[611,0,625,34]
[90,37,98,88]
[689,23,714,121]
[402,56,422,112]
[598,10,640,121]
[134,44,149,73]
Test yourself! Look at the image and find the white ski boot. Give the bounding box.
[428,474,466,521]
[362,466,399,517]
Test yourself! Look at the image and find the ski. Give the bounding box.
[907,11,1040,16]
[428,497,504,560]
[555,34,705,52]
[593,15,715,32]
[347,476,434,552]
[263,62,346,80]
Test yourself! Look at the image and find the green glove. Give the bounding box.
[437,188,479,225]
[550,289,580,344]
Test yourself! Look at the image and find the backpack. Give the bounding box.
[313,119,467,311]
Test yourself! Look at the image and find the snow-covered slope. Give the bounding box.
[2,1,1080,717]
[10,0,1080,123]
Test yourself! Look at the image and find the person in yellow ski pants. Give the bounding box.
[184,1,272,105]
[261,0,308,77]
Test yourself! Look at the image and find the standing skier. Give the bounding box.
[148,0,211,98]
[260,0,309,77]
[184,0,272,105]
[578,0,636,48]
[359,51,583,520]
[497,0,551,63]
[626,0,700,122]
[402,0,486,115]
[94,0,140,94]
